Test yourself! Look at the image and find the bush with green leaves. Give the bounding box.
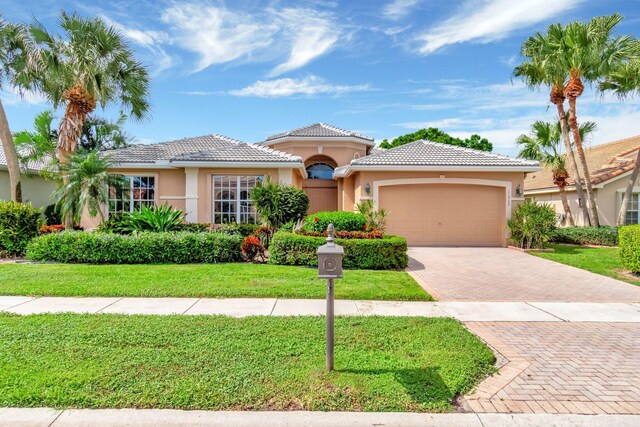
[0,201,42,256]
[26,231,242,264]
[304,211,367,233]
[212,223,260,237]
[102,204,186,234]
[269,231,408,270]
[355,199,389,232]
[550,226,618,246]
[43,204,62,225]
[619,225,640,273]
[507,200,556,249]
[250,178,309,229]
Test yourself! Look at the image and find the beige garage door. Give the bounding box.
[379,184,506,246]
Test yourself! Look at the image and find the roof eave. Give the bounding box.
[168,160,306,168]
[348,165,542,172]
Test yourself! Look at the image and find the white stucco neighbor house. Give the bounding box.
[524,135,640,226]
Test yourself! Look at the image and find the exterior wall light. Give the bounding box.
[516,184,522,197]
[365,183,371,195]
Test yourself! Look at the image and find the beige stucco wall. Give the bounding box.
[0,170,57,208]
[528,172,640,226]
[266,140,368,167]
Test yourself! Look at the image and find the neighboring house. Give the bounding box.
[524,135,640,226]
[91,123,540,246]
[0,143,57,208]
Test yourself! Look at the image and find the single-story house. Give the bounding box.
[0,144,57,208]
[88,123,540,246]
[524,135,640,226]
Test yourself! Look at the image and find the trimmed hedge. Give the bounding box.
[26,231,242,264]
[550,226,618,246]
[304,211,367,233]
[269,231,408,270]
[619,225,640,273]
[0,201,41,257]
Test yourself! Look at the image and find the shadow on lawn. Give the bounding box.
[337,367,451,404]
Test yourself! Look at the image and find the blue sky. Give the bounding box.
[2,0,639,156]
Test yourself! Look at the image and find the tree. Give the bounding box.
[13,109,57,175]
[517,120,596,227]
[29,12,150,227]
[600,59,640,225]
[380,127,493,151]
[0,18,30,202]
[534,14,640,226]
[54,151,126,225]
[79,114,132,152]
[515,32,592,223]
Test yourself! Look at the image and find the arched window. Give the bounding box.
[306,163,335,180]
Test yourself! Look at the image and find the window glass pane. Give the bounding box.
[108,175,155,215]
[306,163,335,180]
[212,175,263,224]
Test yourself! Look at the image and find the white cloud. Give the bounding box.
[414,0,584,54]
[102,16,175,75]
[162,3,276,72]
[269,8,340,76]
[383,0,421,21]
[229,75,370,97]
[0,87,47,106]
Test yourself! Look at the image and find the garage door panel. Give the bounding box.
[379,184,505,247]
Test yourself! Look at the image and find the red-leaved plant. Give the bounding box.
[241,235,266,262]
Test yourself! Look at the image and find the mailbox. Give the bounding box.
[317,224,344,279]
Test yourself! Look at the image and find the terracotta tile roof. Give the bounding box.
[524,135,640,191]
[265,122,374,142]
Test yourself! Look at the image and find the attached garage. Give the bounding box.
[379,183,506,246]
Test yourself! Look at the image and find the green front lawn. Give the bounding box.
[0,263,431,301]
[532,243,640,286]
[0,314,494,412]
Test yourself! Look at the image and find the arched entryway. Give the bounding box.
[303,155,338,214]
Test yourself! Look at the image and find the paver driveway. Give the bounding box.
[408,247,640,302]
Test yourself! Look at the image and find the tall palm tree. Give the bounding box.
[28,12,150,227]
[600,59,640,225]
[0,18,30,202]
[517,120,597,227]
[540,14,640,226]
[54,151,126,225]
[514,34,592,224]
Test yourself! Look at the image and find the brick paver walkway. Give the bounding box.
[408,247,640,302]
[464,322,640,415]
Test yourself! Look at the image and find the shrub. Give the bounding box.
[255,225,274,248]
[299,229,384,239]
[250,178,309,229]
[212,223,260,237]
[355,199,389,232]
[176,223,213,233]
[619,225,640,273]
[304,211,367,233]
[507,200,556,249]
[26,231,243,264]
[269,231,408,270]
[0,201,41,257]
[241,235,265,262]
[39,224,65,235]
[550,226,618,246]
[43,204,62,225]
[112,204,187,233]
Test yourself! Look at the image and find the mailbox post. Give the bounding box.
[317,223,344,371]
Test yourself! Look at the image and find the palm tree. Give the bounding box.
[514,34,592,224]
[28,12,150,226]
[0,18,30,202]
[79,114,133,152]
[540,14,640,226]
[54,151,126,225]
[600,59,640,225]
[13,109,57,175]
[517,120,597,226]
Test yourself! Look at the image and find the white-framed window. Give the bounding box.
[109,176,156,213]
[624,193,639,225]
[212,175,263,224]
[306,163,335,180]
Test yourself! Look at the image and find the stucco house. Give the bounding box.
[0,145,57,208]
[88,123,540,246]
[524,135,640,226]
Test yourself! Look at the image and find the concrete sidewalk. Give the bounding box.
[1,295,640,322]
[3,407,640,427]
